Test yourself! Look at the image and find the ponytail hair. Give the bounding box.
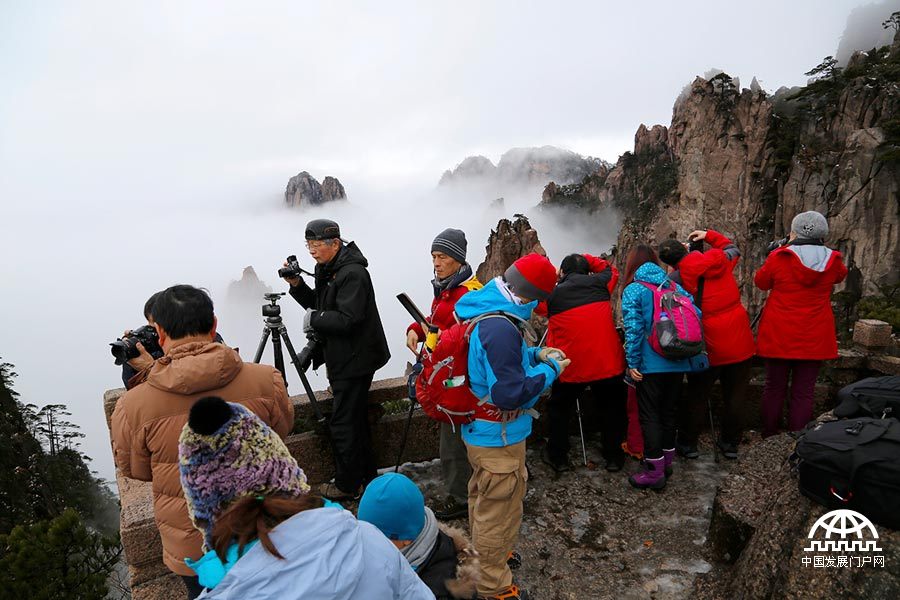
[211,494,324,561]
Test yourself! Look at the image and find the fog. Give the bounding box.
[0,0,884,484]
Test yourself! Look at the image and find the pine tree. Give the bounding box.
[0,509,121,599]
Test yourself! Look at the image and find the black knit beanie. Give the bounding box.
[431,228,467,264]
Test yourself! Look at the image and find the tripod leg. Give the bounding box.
[279,328,326,422]
[270,330,287,385]
[253,327,272,364]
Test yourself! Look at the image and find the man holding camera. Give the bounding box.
[111,285,294,599]
[283,219,390,500]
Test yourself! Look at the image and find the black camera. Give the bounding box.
[278,255,304,279]
[110,325,162,366]
[767,237,789,254]
[688,238,704,253]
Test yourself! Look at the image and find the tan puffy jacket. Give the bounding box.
[111,341,294,576]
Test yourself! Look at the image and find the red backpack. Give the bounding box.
[415,312,535,427]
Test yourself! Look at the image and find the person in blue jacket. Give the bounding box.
[453,253,569,600]
[178,396,434,600]
[620,245,698,491]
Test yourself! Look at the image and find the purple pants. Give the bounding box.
[761,359,821,436]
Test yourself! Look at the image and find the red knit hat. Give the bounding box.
[503,253,557,301]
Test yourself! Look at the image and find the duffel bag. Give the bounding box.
[793,417,900,530]
[834,376,900,420]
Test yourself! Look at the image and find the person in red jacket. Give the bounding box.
[406,228,482,520]
[658,230,756,460]
[755,211,848,436]
[542,253,627,472]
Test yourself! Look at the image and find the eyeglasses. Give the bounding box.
[305,239,335,249]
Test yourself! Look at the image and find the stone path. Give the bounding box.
[397,433,752,599]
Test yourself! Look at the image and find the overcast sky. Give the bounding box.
[1,0,894,484]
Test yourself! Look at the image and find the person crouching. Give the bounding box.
[178,397,434,599]
[359,473,479,599]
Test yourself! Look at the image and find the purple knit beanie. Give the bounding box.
[178,397,309,550]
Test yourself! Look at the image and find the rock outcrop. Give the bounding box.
[284,171,347,207]
[542,45,900,316]
[226,266,272,304]
[440,146,605,192]
[475,215,546,283]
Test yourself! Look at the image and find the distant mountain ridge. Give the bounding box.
[439,145,607,190]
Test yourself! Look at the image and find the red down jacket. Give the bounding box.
[754,242,848,360]
[546,254,625,383]
[407,267,482,337]
[671,230,756,367]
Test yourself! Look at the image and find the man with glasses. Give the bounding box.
[282,219,390,500]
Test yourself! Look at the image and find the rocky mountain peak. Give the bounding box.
[284,171,347,207]
[476,215,546,283]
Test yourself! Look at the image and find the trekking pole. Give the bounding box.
[707,394,719,463]
[575,397,588,466]
[395,354,424,472]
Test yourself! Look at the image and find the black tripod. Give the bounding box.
[252,293,325,422]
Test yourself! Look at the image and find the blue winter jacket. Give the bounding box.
[454,278,561,448]
[621,262,699,374]
[196,506,434,599]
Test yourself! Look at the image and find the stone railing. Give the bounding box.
[105,320,897,599]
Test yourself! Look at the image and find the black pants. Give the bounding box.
[547,376,626,464]
[330,373,378,492]
[679,359,752,446]
[636,372,683,459]
[181,575,204,599]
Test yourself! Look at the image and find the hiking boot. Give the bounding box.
[717,440,738,460]
[507,551,522,570]
[628,457,666,490]
[676,441,699,459]
[604,455,625,472]
[479,585,529,600]
[663,448,676,478]
[541,446,571,473]
[434,495,468,520]
[320,482,362,501]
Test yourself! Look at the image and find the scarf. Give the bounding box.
[432,263,474,297]
[401,507,439,571]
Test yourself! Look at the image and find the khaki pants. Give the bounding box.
[466,440,527,596]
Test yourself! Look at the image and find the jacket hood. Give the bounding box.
[633,262,670,286]
[775,245,841,285]
[440,524,480,599]
[328,241,368,272]
[148,342,243,395]
[453,277,536,322]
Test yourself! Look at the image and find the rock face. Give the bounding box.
[439,146,604,191]
[697,413,900,599]
[475,215,546,283]
[548,51,900,315]
[284,171,347,207]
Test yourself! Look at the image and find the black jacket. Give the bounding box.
[289,242,390,380]
[418,530,465,599]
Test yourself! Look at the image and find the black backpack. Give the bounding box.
[793,417,900,530]
[834,376,900,420]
